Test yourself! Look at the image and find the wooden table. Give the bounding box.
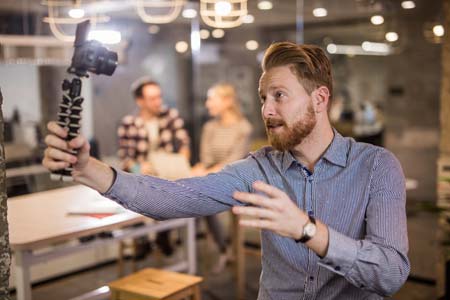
[8,185,196,300]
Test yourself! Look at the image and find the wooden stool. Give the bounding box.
[109,268,203,300]
[117,240,138,276]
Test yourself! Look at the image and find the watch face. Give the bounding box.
[304,223,317,237]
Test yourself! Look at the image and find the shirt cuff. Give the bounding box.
[318,227,358,276]
[101,168,139,206]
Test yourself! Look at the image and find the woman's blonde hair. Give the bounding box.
[208,83,243,118]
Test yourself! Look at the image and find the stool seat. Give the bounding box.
[109,268,203,300]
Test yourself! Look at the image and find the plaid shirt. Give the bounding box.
[117,107,190,170]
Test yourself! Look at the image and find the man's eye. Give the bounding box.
[275,91,284,99]
[260,96,266,104]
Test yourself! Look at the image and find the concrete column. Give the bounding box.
[0,88,12,300]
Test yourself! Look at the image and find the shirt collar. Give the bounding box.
[280,128,349,173]
[322,129,349,168]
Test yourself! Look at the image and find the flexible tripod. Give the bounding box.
[50,77,84,181]
[48,20,117,181]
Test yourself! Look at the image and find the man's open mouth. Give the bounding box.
[266,119,285,130]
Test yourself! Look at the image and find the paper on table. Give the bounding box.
[66,197,125,215]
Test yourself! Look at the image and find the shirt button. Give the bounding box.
[360,284,365,288]
[335,266,341,271]
[309,276,315,281]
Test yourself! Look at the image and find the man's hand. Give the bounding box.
[42,121,90,173]
[42,121,115,193]
[232,181,308,240]
[232,181,330,256]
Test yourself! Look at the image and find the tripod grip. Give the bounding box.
[50,78,83,182]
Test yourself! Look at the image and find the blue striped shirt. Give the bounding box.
[104,130,410,300]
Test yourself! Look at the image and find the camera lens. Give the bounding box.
[96,49,118,76]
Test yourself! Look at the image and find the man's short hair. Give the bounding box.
[131,77,160,99]
[262,42,333,101]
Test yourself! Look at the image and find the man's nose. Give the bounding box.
[262,101,276,119]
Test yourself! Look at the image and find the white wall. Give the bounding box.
[0,64,41,123]
[0,64,94,142]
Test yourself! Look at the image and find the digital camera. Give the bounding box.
[68,20,118,77]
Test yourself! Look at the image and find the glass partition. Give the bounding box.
[0,0,444,200]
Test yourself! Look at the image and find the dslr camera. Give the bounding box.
[68,20,118,77]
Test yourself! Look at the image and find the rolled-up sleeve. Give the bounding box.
[318,149,410,296]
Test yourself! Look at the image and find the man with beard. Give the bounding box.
[43,42,409,299]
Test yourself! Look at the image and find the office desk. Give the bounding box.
[8,185,196,300]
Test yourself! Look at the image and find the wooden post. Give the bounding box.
[0,88,12,299]
[437,1,450,297]
[440,0,450,157]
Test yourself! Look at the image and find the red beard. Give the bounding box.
[265,103,316,151]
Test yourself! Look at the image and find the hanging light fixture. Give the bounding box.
[42,0,110,42]
[135,0,185,24]
[257,0,272,10]
[200,0,248,28]
[423,21,445,44]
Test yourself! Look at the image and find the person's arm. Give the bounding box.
[317,149,410,296]
[43,121,259,219]
[101,156,262,220]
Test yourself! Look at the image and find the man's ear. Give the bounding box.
[312,86,330,113]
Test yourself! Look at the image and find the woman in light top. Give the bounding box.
[191,83,252,273]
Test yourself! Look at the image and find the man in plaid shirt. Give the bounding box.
[117,78,190,256]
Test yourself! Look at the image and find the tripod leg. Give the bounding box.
[50,90,72,181]
[50,77,83,182]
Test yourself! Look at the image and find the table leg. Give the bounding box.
[186,218,196,274]
[232,214,245,300]
[15,250,32,300]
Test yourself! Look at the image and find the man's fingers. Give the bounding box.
[69,135,88,150]
[252,181,287,199]
[239,218,274,231]
[233,191,275,209]
[45,134,69,151]
[42,157,70,171]
[47,121,68,138]
[44,147,77,164]
[232,206,276,219]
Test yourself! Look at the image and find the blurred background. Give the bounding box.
[1,0,448,299]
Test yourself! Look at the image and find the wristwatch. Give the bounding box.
[295,215,317,243]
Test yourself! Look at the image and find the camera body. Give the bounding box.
[68,20,118,78]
